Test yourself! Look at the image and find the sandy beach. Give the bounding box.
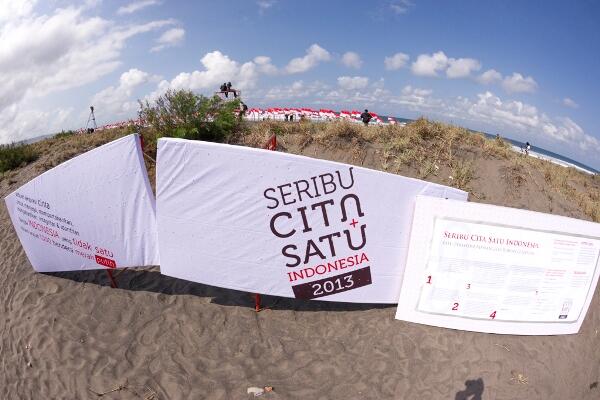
[1,123,600,399]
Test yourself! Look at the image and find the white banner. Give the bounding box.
[396,196,600,335]
[5,134,159,272]
[156,139,467,302]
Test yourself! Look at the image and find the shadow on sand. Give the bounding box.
[455,378,484,400]
[46,267,395,313]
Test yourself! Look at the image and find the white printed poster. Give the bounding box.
[5,134,159,272]
[395,196,600,335]
[156,138,467,302]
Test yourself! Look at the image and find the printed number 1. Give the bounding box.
[426,275,432,284]
[490,311,496,319]
[452,302,459,311]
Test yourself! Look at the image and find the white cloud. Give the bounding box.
[264,80,329,101]
[253,56,278,75]
[446,57,481,78]
[0,104,73,143]
[450,91,599,153]
[83,0,103,9]
[401,85,432,97]
[167,51,240,90]
[257,0,277,11]
[388,85,442,111]
[91,68,153,116]
[502,72,538,93]
[0,4,173,143]
[323,82,389,106]
[0,0,37,22]
[562,97,579,109]
[464,91,540,129]
[341,51,362,69]
[411,51,481,78]
[148,51,278,102]
[337,76,369,90]
[477,70,538,94]
[389,0,413,14]
[542,118,599,152]
[284,44,331,74]
[411,51,448,76]
[476,69,502,85]
[117,0,161,15]
[0,9,173,108]
[384,52,409,70]
[151,27,185,52]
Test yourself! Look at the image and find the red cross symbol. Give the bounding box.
[350,219,359,228]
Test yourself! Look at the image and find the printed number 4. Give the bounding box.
[452,302,459,311]
[490,311,496,319]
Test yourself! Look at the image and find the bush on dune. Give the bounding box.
[0,143,38,173]
[139,89,242,143]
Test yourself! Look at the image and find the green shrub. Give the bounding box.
[0,143,39,172]
[139,89,242,143]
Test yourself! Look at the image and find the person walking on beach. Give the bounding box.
[525,141,531,155]
[360,109,372,126]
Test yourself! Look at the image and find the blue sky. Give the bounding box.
[1,0,599,169]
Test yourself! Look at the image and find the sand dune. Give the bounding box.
[1,124,599,399]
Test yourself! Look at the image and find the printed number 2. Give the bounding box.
[490,311,496,319]
[426,275,432,284]
[452,302,459,311]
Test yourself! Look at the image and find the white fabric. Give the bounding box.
[5,134,159,272]
[156,138,467,303]
[396,196,600,335]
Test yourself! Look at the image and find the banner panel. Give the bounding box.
[156,139,467,302]
[5,135,159,272]
[395,196,600,334]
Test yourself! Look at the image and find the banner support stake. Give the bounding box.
[105,269,118,288]
[255,293,262,312]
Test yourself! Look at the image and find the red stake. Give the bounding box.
[105,269,118,288]
[255,293,262,312]
[265,134,277,150]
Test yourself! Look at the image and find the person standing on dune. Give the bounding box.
[220,83,228,98]
[360,109,372,126]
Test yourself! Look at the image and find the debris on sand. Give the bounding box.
[247,386,274,397]
[510,370,528,385]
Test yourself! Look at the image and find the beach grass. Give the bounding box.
[0,143,39,174]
